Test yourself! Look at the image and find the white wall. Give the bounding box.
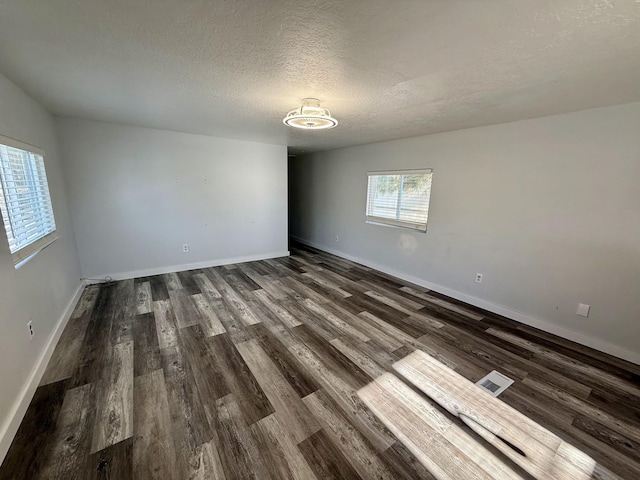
[56,118,288,279]
[0,74,83,459]
[290,102,640,363]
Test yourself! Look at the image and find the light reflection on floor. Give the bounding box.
[358,350,609,480]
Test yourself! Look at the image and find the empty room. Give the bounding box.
[0,1,639,479]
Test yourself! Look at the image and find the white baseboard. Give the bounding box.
[0,281,86,464]
[85,251,291,283]
[291,236,640,366]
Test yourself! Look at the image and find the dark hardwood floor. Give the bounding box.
[1,242,639,479]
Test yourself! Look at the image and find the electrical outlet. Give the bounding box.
[182,243,189,253]
[335,235,339,242]
[576,303,590,317]
[27,321,34,340]
[475,273,483,284]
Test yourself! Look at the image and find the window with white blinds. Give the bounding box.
[0,136,57,265]
[366,169,433,232]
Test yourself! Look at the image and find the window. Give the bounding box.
[0,136,57,266]
[366,169,433,232]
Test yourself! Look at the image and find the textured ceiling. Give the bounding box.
[0,1,639,152]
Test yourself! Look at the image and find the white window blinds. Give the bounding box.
[366,169,433,232]
[0,136,57,265]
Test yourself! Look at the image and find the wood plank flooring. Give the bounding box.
[370,350,621,479]
[2,242,640,479]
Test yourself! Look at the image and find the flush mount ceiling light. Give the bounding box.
[283,98,338,130]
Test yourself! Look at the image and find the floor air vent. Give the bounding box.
[475,370,514,397]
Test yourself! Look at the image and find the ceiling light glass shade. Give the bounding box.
[283,98,338,130]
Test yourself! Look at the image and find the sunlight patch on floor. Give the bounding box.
[358,350,611,480]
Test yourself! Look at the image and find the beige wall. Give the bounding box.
[290,102,640,363]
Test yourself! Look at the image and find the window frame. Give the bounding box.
[0,135,58,267]
[365,168,433,233]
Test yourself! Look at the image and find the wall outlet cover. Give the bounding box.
[577,303,590,317]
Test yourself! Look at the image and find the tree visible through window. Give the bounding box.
[366,169,433,232]
[0,136,57,266]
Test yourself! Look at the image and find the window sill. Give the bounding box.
[366,219,427,233]
[14,234,59,269]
